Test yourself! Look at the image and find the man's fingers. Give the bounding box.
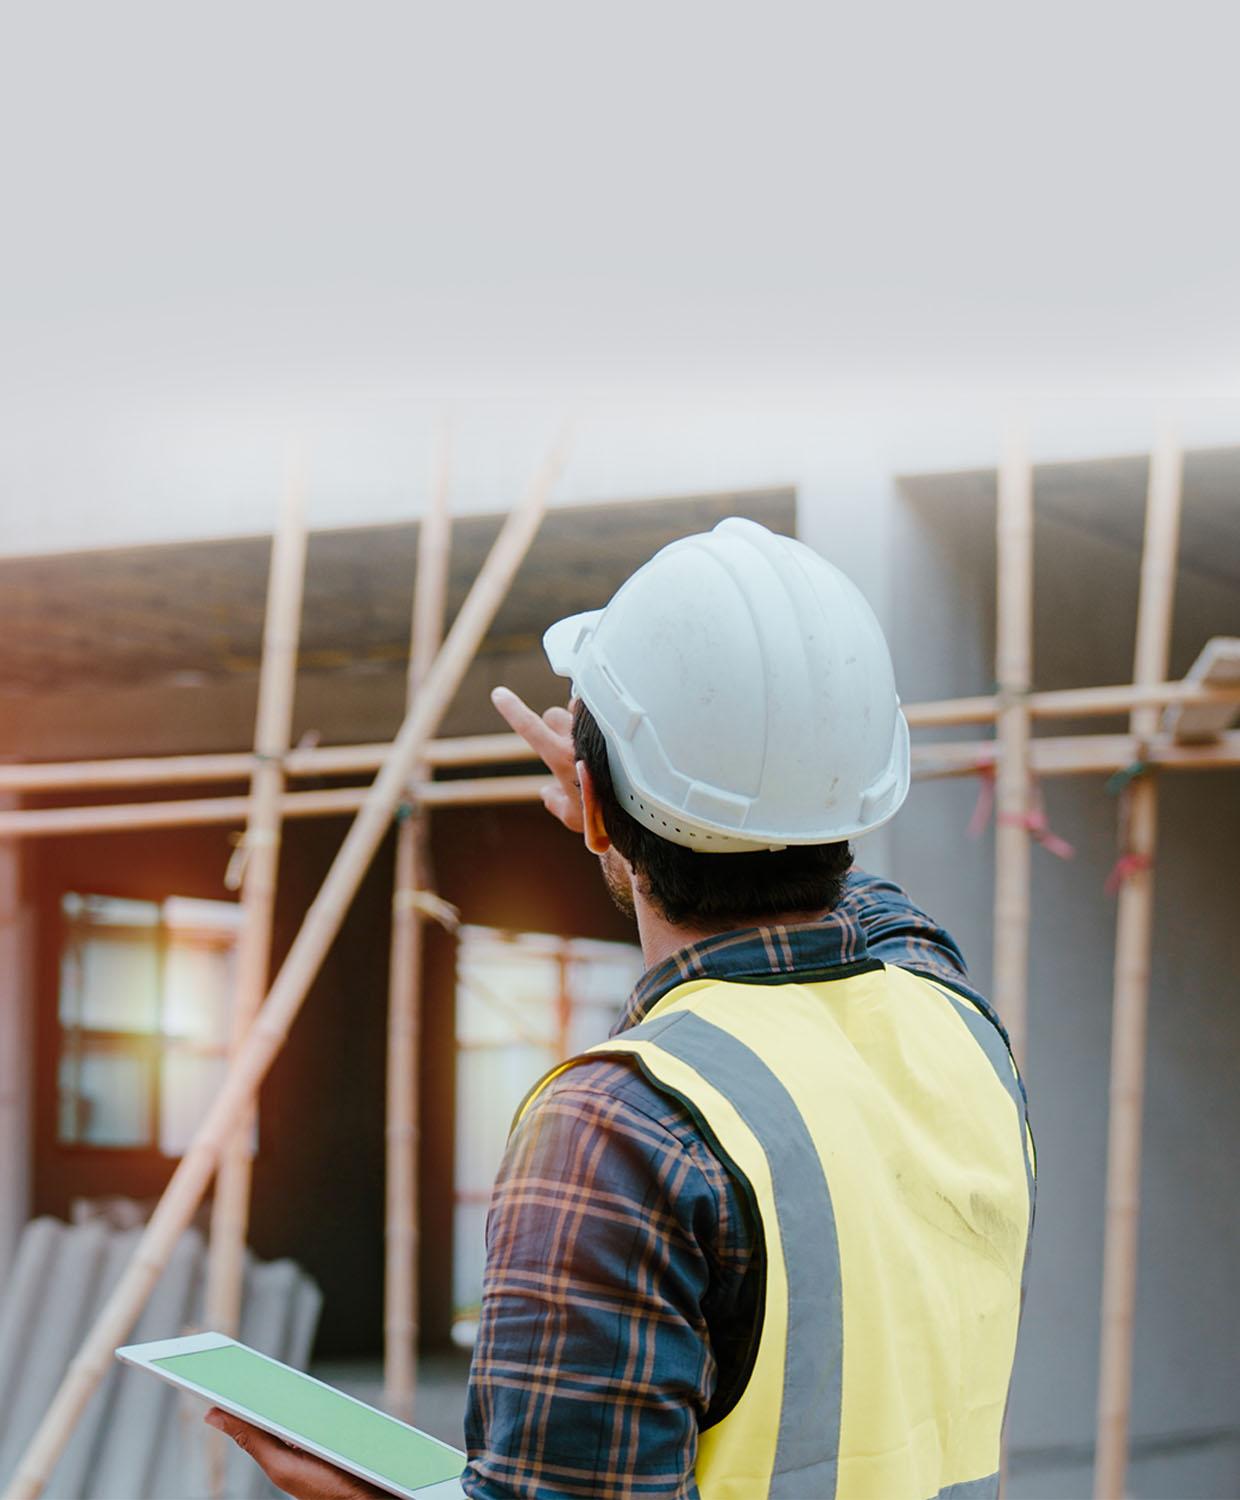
[491,687,574,768]
[541,782,585,834]
[205,1409,284,1467]
[492,687,584,832]
[205,1408,382,1499]
[205,1407,251,1446]
[542,704,573,736]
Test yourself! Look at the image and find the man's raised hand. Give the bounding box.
[490,686,584,833]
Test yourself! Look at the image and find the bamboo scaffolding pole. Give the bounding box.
[0,775,556,839]
[905,678,1240,728]
[2,426,570,1500]
[912,730,1240,780]
[2,681,1238,800]
[1094,433,1184,1500]
[204,463,308,1357]
[0,732,537,793]
[385,421,453,1420]
[992,433,1035,1070]
[3,728,1240,842]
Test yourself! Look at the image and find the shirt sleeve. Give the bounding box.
[840,868,1017,1056]
[838,867,971,986]
[462,1058,745,1500]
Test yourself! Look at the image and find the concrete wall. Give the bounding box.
[889,481,1240,1499]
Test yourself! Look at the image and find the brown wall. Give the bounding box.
[27,790,635,1357]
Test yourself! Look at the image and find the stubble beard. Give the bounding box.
[599,847,637,920]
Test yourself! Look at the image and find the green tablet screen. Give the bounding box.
[154,1345,463,1490]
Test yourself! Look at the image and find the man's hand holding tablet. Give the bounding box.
[205,1407,384,1499]
[115,1332,465,1499]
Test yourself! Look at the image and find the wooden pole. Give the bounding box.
[204,462,308,1344]
[992,432,1035,1070]
[1094,432,1183,1500]
[905,678,1240,727]
[0,774,558,839]
[3,426,570,1500]
[912,730,1240,781]
[385,420,453,1420]
[0,731,539,794]
[1,681,1237,800]
[2,724,1240,841]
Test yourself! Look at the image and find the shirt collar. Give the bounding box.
[613,907,873,1036]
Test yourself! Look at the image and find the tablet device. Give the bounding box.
[116,1331,465,1499]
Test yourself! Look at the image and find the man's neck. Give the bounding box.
[633,891,831,970]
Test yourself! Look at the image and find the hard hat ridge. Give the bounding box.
[543,517,910,852]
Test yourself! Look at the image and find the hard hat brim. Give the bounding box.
[543,610,603,679]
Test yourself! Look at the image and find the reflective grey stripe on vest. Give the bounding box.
[930,985,1037,1250]
[624,1008,843,1500]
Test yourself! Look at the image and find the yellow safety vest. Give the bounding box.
[518,964,1034,1500]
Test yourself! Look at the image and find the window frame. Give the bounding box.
[54,891,241,1157]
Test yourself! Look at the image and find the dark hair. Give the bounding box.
[572,701,853,925]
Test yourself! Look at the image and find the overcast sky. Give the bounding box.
[2,3,1239,547]
[5,4,1240,393]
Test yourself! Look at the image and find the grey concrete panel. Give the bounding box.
[286,1276,323,1371]
[241,1257,299,1358]
[92,1228,202,1500]
[0,1217,61,1421]
[0,1220,109,1486]
[0,1218,322,1500]
[51,1227,144,1499]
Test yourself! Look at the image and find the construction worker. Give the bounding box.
[210,517,1034,1500]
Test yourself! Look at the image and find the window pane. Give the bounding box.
[58,1042,153,1147]
[456,930,561,1046]
[453,1201,489,1328]
[451,926,642,1321]
[159,1050,229,1158]
[161,897,240,1044]
[455,1042,552,1194]
[564,946,639,1052]
[60,894,161,1033]
[162,943,237,1045]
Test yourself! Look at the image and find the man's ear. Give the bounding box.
[577,760,612,856]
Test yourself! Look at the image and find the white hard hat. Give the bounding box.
[543,516,910,853]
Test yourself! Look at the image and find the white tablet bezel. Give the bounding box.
[115,1331,465,1500]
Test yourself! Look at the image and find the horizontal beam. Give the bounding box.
[912,729,1240,780]
[4,682,1240,796]
[0,776,554,839]
[0,732,529,793]
[2,726,1238,839]
[905,679,1240,728]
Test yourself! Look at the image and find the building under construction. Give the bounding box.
[0,409,1238,1499]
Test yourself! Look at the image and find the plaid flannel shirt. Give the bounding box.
[462,870,1007,1500]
